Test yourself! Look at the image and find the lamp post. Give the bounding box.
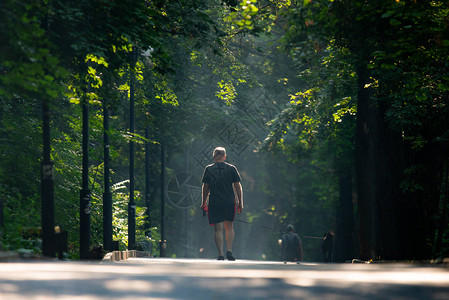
[160,145,166,257]
[103,104,112,251]
[145,125,152,252]
[128,48,137,250]
[41,100,55,257]
[80,89,91,260]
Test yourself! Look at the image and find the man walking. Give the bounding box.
[281,224,303,262]
[201,147,243,260]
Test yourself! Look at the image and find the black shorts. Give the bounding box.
[208,203,236,225]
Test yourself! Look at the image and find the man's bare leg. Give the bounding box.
[224,221,234,253]
[213,222,224,257]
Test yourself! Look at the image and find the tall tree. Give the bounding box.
[271,0,449,260]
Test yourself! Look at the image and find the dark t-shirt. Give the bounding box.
[201,162,241,205]
[282,232,302,261]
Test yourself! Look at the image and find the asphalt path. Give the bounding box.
[1,258,449,299]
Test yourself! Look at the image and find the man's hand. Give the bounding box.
[201,183,209,213]
[237,202,243,214]
[200,201,208,217]
[233,182,243,214]
[200,201,208,212]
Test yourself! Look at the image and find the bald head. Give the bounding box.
[213,147,226,162]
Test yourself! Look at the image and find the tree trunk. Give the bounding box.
[399,143,445,259]
[435,161,448,256]
[334,166,355,262]
[354,65,377,260]
[375,102,402,259]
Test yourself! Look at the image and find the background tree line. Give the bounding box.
[0,0,448,261]
[265,0,449,260]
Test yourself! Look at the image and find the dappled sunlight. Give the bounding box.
[285,270,449,288]
[0,262,176,300]
[1,260,449,299]
[0,283,20,293]
[104,279,173,293]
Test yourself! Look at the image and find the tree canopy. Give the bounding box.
[1,0,448,261]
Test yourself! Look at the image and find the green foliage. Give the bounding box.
[215,80,238,105]
[0,0,249,257]
[263,43,357,169]
[111,192,156,251]
[2,0,448,261]
[274,0,449,259]
[1,192,41,253]
[0,0,66,99]
[225,0,259,31]
[0,98,44,251]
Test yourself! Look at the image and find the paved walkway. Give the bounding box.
[1,258,449,299]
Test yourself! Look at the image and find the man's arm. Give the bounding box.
[233,181,243,213]
[201,183,209,210]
